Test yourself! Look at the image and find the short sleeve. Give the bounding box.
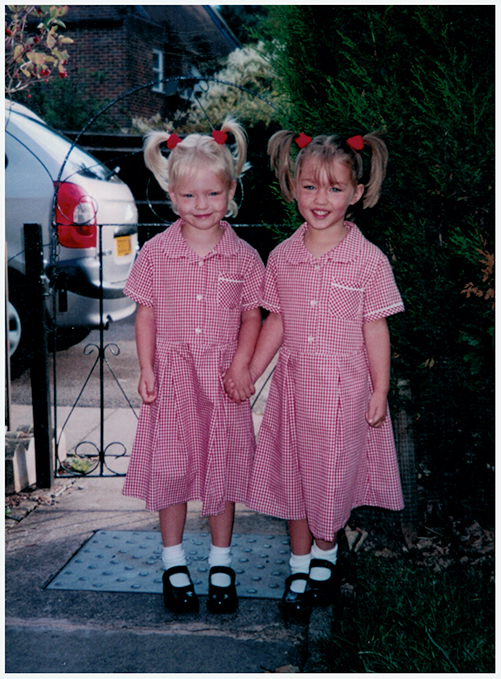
[123,241,154,307]
[241,249,265,311]
[260,250,281,314]
[363,255,404,323]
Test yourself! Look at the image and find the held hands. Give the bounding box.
[222,360,256,405]
[365,391,387,428]
[138,366,157,405]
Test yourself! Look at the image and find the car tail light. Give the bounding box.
[54,182,97,248]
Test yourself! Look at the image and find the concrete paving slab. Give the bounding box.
[46,530,290,597]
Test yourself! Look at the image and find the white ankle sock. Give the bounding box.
[162,543,190,587]
[208,544,232,587]
[310,542,338,581]
[289,552,311,593]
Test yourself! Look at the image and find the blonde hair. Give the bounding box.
[143,117,248,218]
[268,130,388,209]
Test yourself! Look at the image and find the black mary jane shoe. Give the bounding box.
[162,565,199,614]
[206,566,238,614]
[278,573,311,619]
[307,558,339,607]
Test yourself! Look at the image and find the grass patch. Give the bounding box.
[319,553,494,673]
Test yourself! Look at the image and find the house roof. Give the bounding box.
[63,5,240,58]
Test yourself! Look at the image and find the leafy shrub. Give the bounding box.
[259,6,494,519]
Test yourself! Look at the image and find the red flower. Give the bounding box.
[58,70,67,78]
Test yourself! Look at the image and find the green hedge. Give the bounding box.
[260,6,494,520]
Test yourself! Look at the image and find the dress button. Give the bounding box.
[308,336,314,343]
[198,260,204,267]
[310,300,317,307]
[314,264,320,271]
[195,328,202,334]
[196,294,203,301]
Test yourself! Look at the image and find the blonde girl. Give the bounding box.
[123,118,264,614]
[234,130,404,615]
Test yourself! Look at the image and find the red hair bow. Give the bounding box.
[167,133,182,149]
[346,135,364,151]
[295,132,312,149]
[212,130,228,145]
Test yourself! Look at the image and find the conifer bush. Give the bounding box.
[260,6,494,520]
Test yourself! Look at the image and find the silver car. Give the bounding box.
[5,101,138,376]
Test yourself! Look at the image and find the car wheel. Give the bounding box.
[7,270,37,379]
[8,301,22,358]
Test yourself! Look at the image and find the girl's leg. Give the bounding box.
[208,501,235,587]
[287,519,313,594]
[289,519,313,555]
[159,503,187,546]
[159,503,190,587]
[314,537,336,551]
[207,501,235,547]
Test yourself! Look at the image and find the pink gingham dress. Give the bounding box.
[247,222,405,541]
[122,219,264,515]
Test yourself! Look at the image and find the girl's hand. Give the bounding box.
[365,391,387,428]
[222,362,256,404]
[138,366,157,405]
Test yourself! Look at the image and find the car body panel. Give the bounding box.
[5,101,138,332]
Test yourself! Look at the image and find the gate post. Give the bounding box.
[24,223,53,488]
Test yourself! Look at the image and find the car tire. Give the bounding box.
[8,269,94,380]
[7,269,38,379]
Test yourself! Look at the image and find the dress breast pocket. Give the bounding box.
[217,273,244,310]
[328,280,364,320]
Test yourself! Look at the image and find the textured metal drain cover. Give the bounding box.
[46,531,290,599]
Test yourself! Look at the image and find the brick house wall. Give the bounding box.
[61,5,238,130]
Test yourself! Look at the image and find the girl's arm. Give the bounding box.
[135,303,158,405]
[363,317,390,428]
[249,311,284,382]
[222,307,262,404]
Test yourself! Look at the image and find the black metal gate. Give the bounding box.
[46,76,279,479]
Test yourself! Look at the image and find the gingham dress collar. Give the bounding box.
[285,221,364,265]
[159,218,240,260]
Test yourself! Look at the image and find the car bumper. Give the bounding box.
[52,289,136,328]
[47,258,131,300]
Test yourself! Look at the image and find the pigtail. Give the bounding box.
[143,130,178,193]
[361,132,388,209]
[267,130,297,203]
[221,116,249,179]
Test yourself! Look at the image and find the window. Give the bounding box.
[152,49,164,93]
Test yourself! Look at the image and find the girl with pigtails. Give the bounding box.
[228,130,405,616]
[123,118,264,615]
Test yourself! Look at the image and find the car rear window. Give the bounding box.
[10,111,111,181]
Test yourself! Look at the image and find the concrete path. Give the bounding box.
[5,381,331,673]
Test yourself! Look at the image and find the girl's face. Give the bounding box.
[295,157,364,234]
[168,165,236,234]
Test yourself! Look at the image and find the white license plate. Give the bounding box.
[115,235,132,257]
